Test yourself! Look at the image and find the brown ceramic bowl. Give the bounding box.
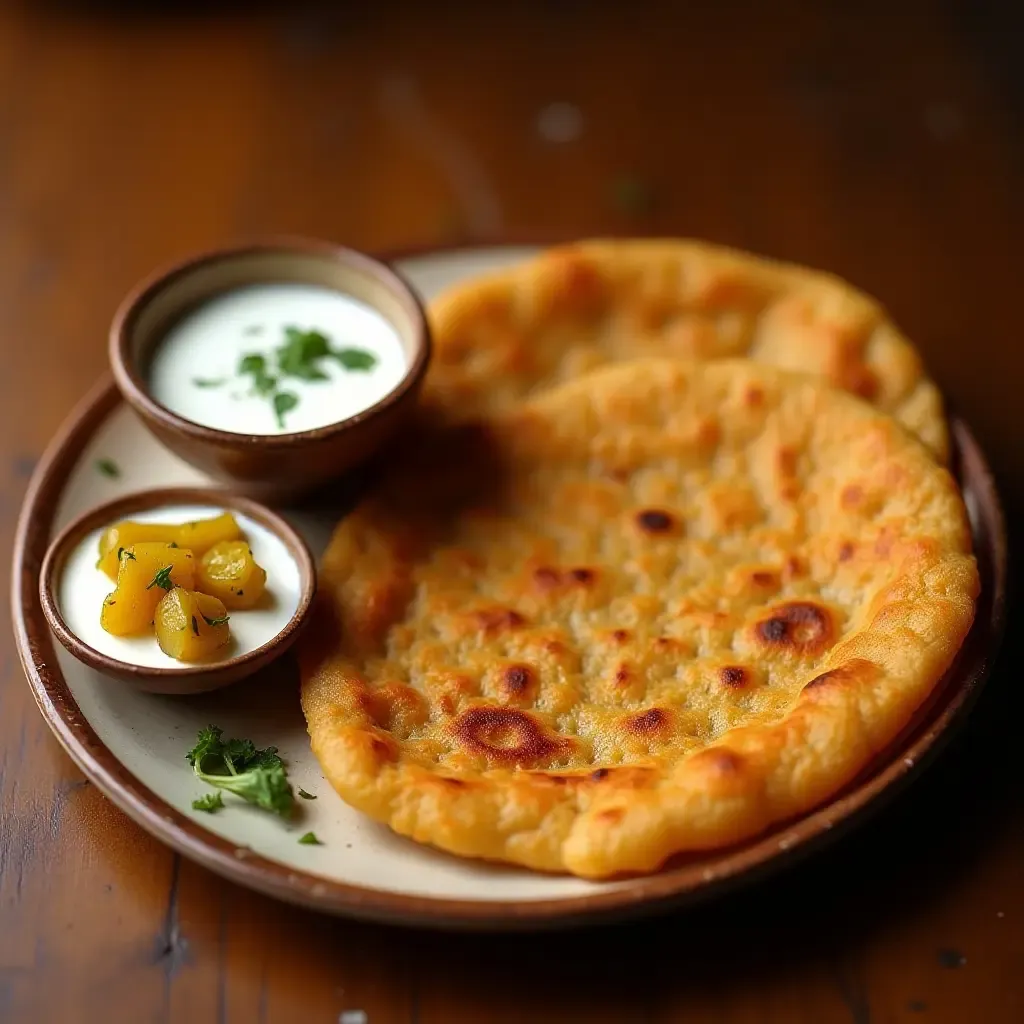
[38,487,317,695]
[109,239,431,503]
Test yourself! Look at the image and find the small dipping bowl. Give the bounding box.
[110,239,431,502]
[39,488,317,695]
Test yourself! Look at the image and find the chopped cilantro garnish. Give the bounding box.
[332,348,377,371]
[277,327,332,381]
[298,831,323,845]
[191,615,199,636]
[146,565,175,591]
[202,613,230,627]
[238,353,266,375]
[273,391,299,429]
[253,372,278,396]
[230,327,378,430]
[117,547,136,562]
[186,726,294,817]
[192,792,224,813]
[192,377,226,388]
[96,458,120,478]
[238,352,277,396]
[298,788,317,800]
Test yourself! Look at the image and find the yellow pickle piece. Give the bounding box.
[155,589,232,662]
[197,540,267,610]
[99,543,196,636]
[96,512,243,579]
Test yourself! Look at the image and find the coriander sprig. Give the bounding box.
[186,725,295,817]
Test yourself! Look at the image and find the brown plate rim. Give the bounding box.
[11,245,1008,931]
[37,486,317,686]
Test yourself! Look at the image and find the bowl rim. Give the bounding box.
[108,236,432,449]
[38,486,317,684]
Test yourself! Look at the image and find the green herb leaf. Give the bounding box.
[331,348,377,371]
[283,326,331,359]
[252,372,278,396]
[221,738,256,769]
[96,458,120,478]
[186,725,221,762]
[283,362,330,382]
[298,831,323,845]
[192,377,227,388]
[298,788,317,800]
[146,565,175,591]
[238,353,266,375]
[168,542,179,549]
[186,726,294,817]
[238,352,278,397]
[191,792,224,813]
[202,613,230,627]
[277,327,333,381]
[207,763,293,815]
[191,615,199,636]
[273,391,299,429]
[251,746,283,771]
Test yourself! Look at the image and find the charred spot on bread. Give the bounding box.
[453,706,564,765]
[635,509,676,534]
[754,601,834,655]
[719,665,750,688]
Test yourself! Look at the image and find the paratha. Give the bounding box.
[300,359,976,878]
[425,239,948,461]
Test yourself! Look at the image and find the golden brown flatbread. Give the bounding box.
[300,359,976,878]
[426,239,948,460]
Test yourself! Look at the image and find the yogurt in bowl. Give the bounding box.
[110,240,432,502]
[148,284,410,436]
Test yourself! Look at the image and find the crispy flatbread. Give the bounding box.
[300,359,976,878]
[425,239,948,460]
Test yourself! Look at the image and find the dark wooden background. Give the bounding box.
[1,1,1021,1021]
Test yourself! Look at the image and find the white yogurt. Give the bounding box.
[58,505,302,669]
[147,284,408,435]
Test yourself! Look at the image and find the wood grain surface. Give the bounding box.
[1,1,1020,1021]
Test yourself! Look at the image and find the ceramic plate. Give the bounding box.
[12,246,1007,930]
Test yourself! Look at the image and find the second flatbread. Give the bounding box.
[426,239,947,460]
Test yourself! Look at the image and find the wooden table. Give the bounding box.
[2,2,1020,1021]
